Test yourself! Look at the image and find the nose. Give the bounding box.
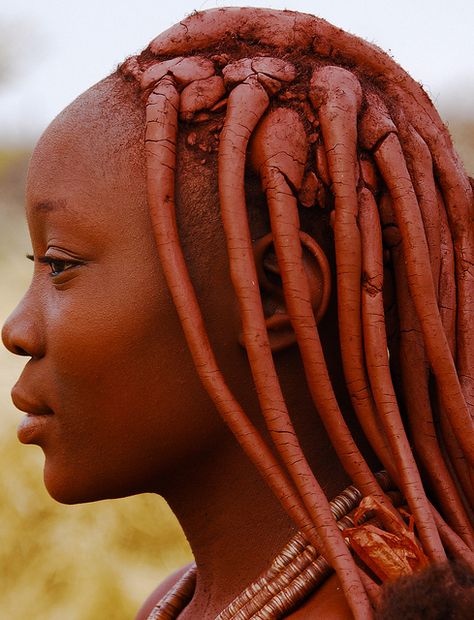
[2,291,45,358]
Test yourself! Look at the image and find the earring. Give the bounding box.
[254,231,331,324]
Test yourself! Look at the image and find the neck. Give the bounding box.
[162,433,295,617]
[159,421,349,618]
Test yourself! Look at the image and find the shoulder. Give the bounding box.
[134,563,195,620]
[286,573,354,619]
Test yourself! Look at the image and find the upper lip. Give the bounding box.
[11,387,53,416]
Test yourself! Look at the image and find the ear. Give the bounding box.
[238,232,331,352]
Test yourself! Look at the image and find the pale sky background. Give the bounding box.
[0,0,473,144]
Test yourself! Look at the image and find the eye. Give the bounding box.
[46,258,77,277]
[27,254,83,278]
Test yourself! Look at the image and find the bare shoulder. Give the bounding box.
[134,563,195,620]
[286,573,354,619]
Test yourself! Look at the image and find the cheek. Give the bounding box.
[48,272,193,411]
[41,278,225,501]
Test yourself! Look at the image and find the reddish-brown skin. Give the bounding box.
[1,76,332,619]
[3,7,474,620]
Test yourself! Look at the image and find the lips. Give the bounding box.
[11,387,53,416]
[11,385,54,444]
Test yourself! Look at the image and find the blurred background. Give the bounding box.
[0,1,473,618]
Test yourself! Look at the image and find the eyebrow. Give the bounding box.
[33,199,67,213]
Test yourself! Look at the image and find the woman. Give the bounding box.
[2,7,474,619]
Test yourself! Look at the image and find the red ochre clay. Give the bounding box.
[3,7,474,620]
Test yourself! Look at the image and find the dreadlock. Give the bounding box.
[118,8,474,619]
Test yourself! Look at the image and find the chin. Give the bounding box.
[44,471,101,504]
[43,464,146,505]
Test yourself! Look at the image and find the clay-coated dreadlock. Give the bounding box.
[119,8,474,619]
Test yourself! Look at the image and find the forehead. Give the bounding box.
[30,76,142,182]
[26,75,146,226]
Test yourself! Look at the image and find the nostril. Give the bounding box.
[2,320,34,357]
[2,328,33,357]
[2,295,44,359]
[11,344,30,357]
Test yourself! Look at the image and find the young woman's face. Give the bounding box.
[1,81,231,504]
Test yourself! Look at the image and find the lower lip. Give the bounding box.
[17,414,54,444]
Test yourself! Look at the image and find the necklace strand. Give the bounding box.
[147,480,392,619]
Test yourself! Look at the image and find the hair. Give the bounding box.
[375,560,474,619]
[116,8,474,618]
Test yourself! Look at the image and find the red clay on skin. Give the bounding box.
[3,7,474,620]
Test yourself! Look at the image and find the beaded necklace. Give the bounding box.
[147,483,368,619]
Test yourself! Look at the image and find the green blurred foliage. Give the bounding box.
[0,113,472,619]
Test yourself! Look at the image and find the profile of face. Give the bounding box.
[3,8,474,619]
[1,76,237,505]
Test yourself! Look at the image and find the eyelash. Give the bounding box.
[27,254,82,277]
